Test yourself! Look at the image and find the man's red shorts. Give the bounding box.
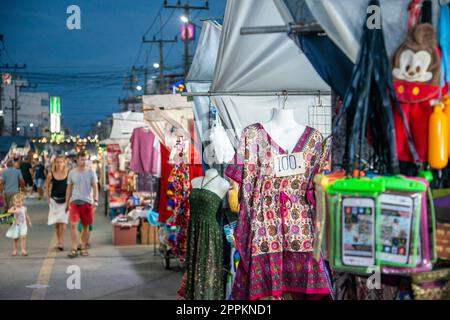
[70,202,95,225]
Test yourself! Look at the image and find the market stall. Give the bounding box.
[178,0,450,301]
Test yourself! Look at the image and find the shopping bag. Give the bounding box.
[6,224,20,239]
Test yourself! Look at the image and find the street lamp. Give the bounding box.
[29,123,34,128]
[180,16,189,23]
[136,85,143,91]
[153,63,160,69]
[16,127,20,132]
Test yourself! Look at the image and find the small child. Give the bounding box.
[6,193,32,256]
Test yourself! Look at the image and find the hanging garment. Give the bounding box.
[392,23,448,162]
[225,124,331,300]
[181,176,225,300]
[158,146,174,223]
[334,0,418,174]
[167,162,191,263]
[130,127,159,174]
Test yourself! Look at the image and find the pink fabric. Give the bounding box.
[130,127,159,174]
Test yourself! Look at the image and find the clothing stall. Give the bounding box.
[179,0,450,301]
[141,94,203,269]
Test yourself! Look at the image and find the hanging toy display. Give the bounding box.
[428,103,449,169]
[392,10,448,163]
[166,160,191,264]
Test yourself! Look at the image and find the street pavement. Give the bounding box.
[0,195,182,300]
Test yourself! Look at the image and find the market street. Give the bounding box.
[0,195,182,300]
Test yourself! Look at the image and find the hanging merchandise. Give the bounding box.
[166,161,191,263]
[444,96,450,158]
[181,171,229,300]
[334,0,418,175]
[428,103,449,169]
[228,181,240,213]
[130,127,160,175]
[323,173,437,275]
[204,113,235,165]
[392,1,448,163]
[225,123,332,300]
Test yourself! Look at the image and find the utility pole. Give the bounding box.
[0,63,27,136]
[164,1,209,78]
[8,80,36,136]
[142,36,177,94]
[132,66,150,95]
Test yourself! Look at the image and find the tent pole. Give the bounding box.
[240,22,324,36]
[182,90,331,97]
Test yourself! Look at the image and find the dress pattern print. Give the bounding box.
[225,123,331,300]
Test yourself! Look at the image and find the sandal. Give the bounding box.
[68,249,78,259]
[55,246,64,251]
[80,248,89,257]
[21,252,28,256]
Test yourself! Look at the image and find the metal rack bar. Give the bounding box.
[240,22,325,36]
[182,90,331,97]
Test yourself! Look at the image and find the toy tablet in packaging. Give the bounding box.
[373,176,425,268]
[328,178,384,274]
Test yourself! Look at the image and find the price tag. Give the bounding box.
[273,152,306,177]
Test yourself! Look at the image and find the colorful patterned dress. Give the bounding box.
[225,123,331,300]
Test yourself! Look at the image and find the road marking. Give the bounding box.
[30,234,58,300]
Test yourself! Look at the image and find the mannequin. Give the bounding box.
[191,168,230,199]
[262,108,306,153]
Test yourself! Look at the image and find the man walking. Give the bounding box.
[1,161,24,212]
[20,157,33,197]
[66,152,98,258]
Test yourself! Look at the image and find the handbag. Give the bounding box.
[6,223,20,239]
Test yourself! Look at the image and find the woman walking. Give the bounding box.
[45,155,69,251]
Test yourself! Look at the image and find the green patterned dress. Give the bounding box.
[183,178,224,300]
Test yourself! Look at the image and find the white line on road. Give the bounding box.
[30,234,58,300]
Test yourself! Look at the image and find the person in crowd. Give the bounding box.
[66,151,98,258]
[0,161,24,212]
[34,159,46,200]
[45,155,69,251]
[20,157,34,197]
[6,193,32,256]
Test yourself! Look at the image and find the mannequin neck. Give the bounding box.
[269,109,297,127]
[205,168,219,179]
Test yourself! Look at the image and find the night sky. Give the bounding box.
[0,0,226,135]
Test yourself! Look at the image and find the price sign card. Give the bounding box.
[273,152,306,177]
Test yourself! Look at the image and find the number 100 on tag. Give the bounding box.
[274,153,306,177]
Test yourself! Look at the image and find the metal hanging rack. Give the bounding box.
[240,22,325,36]
[181,90,331,97]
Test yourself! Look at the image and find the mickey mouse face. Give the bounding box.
[393,49,433,83]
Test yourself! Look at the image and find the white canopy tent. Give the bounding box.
[207,0,331,141]
[186,20,222,143]
[288,0,442,64]
[142,94,195,149]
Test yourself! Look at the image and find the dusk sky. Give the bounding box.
[0,0,226,135]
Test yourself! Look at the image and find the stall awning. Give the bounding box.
[142,94,194,148]
[186,20,223,143]
[207,0,330,138]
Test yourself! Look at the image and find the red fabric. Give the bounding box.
[70,203,94,225]
[158,145,174,223]
[393,80,449,162]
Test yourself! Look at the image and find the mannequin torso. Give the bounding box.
[191,168,230,199]
[262,108,306,153]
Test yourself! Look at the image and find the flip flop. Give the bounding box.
[21,252,28,256]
